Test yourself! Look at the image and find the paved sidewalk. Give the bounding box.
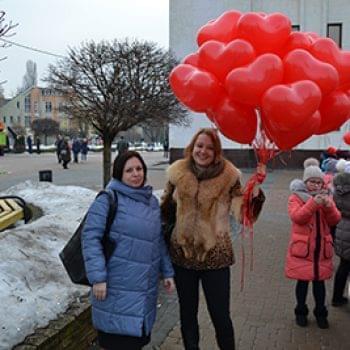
[160,169,350,350]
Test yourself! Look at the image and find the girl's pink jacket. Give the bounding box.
[285,187,341,281]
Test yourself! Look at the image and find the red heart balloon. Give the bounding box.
[343,132,350,145]
[262,80,322,131]
[310,38,350,88]
[327,146,337,155]
[316,90,350,134]
[277,31,315,57]
[284,49,339,95]
[225,54,284,106]
[197,10,241,46]
[211,96,257,144]
[237,12,291,54]
[182,53,199,67]
[262,110,321,150]
[198,39,256,81]
[169,64,224,112]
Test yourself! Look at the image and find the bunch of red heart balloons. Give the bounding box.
[169,10,350,150]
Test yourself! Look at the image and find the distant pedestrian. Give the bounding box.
[55,135,64,163]
[26,135,32,154]
[72,138,81,163]
[36,137,41,154]
[285,160,341,329]
[117,136,129,155]
[80,138,89,161]
[163,139,169,158]
[60,139,71,169]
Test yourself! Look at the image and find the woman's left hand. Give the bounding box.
[256,163,267,183]
[163,278,175,294]
[253,163,266,197]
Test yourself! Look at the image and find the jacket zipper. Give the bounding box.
[314,210,321,281]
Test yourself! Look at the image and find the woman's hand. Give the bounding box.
[253,163,266,197]
[93,282,107,301]
[163,278,175,294]
[256,163,267,183]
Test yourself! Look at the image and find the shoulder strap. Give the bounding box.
[96,190,118,238]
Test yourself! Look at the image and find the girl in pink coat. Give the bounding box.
[285,163,341,329]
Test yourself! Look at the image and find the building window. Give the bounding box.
[42,89,53,96]
[10,116,13,124]
[24,116,31,128]
[3,116,6,123]
[17,101,20,109]
[17,116,21,124]
[291,25,300,32]
[24,95,31,112]
[34,101,38,113]
[327,23,342,48]
[58,102,65,112]
[45,101,52,113]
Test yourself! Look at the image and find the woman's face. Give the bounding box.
[192,133,215,168]
[122,157,145,188]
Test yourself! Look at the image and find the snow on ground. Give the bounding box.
[0,181,96,350]
[0,182,164,350]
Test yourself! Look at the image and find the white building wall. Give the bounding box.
[169,0,350,150]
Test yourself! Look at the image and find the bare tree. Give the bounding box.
[31,118,59,145]
[46,39,188,186]
[0,11,18,85]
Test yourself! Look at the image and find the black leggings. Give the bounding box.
[296,280,326,310]
[174,265,235,350]
[333,258,350,300]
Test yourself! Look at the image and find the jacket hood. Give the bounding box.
[289,179,313,202]
[106,178,153,205]
[290,179,307,193]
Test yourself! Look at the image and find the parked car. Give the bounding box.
[146,142,164,152]
[133,142,147,151]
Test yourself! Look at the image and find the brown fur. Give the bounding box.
[165,159,242,262]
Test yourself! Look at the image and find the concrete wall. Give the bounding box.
[169,0,350,151]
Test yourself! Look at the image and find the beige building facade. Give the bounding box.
[0,86,72,134]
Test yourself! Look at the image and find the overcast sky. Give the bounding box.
[0,0,169,98]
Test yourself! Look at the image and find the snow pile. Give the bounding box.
[0,181,96,350]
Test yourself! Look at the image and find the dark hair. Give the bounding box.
[112,151,147,185]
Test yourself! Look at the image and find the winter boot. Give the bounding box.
[314,307,329,329]
[294,304,309,327]
[332,296,348,307]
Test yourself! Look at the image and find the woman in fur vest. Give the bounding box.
[285,161,341,329]
[332,159,350,306]
[161,128,265,350]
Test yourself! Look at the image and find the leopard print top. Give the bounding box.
[169,233,235,270]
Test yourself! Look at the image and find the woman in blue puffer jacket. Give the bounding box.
[82,151,175,350]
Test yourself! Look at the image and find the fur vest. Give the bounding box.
[162,158,264,270]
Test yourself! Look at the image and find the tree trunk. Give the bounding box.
[103,138,112,188]
[44,134,47,145]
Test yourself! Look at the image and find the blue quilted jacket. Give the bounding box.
[81,179,174,336]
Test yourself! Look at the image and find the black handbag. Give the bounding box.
[161,183,177,247]
[59,190,118,286]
